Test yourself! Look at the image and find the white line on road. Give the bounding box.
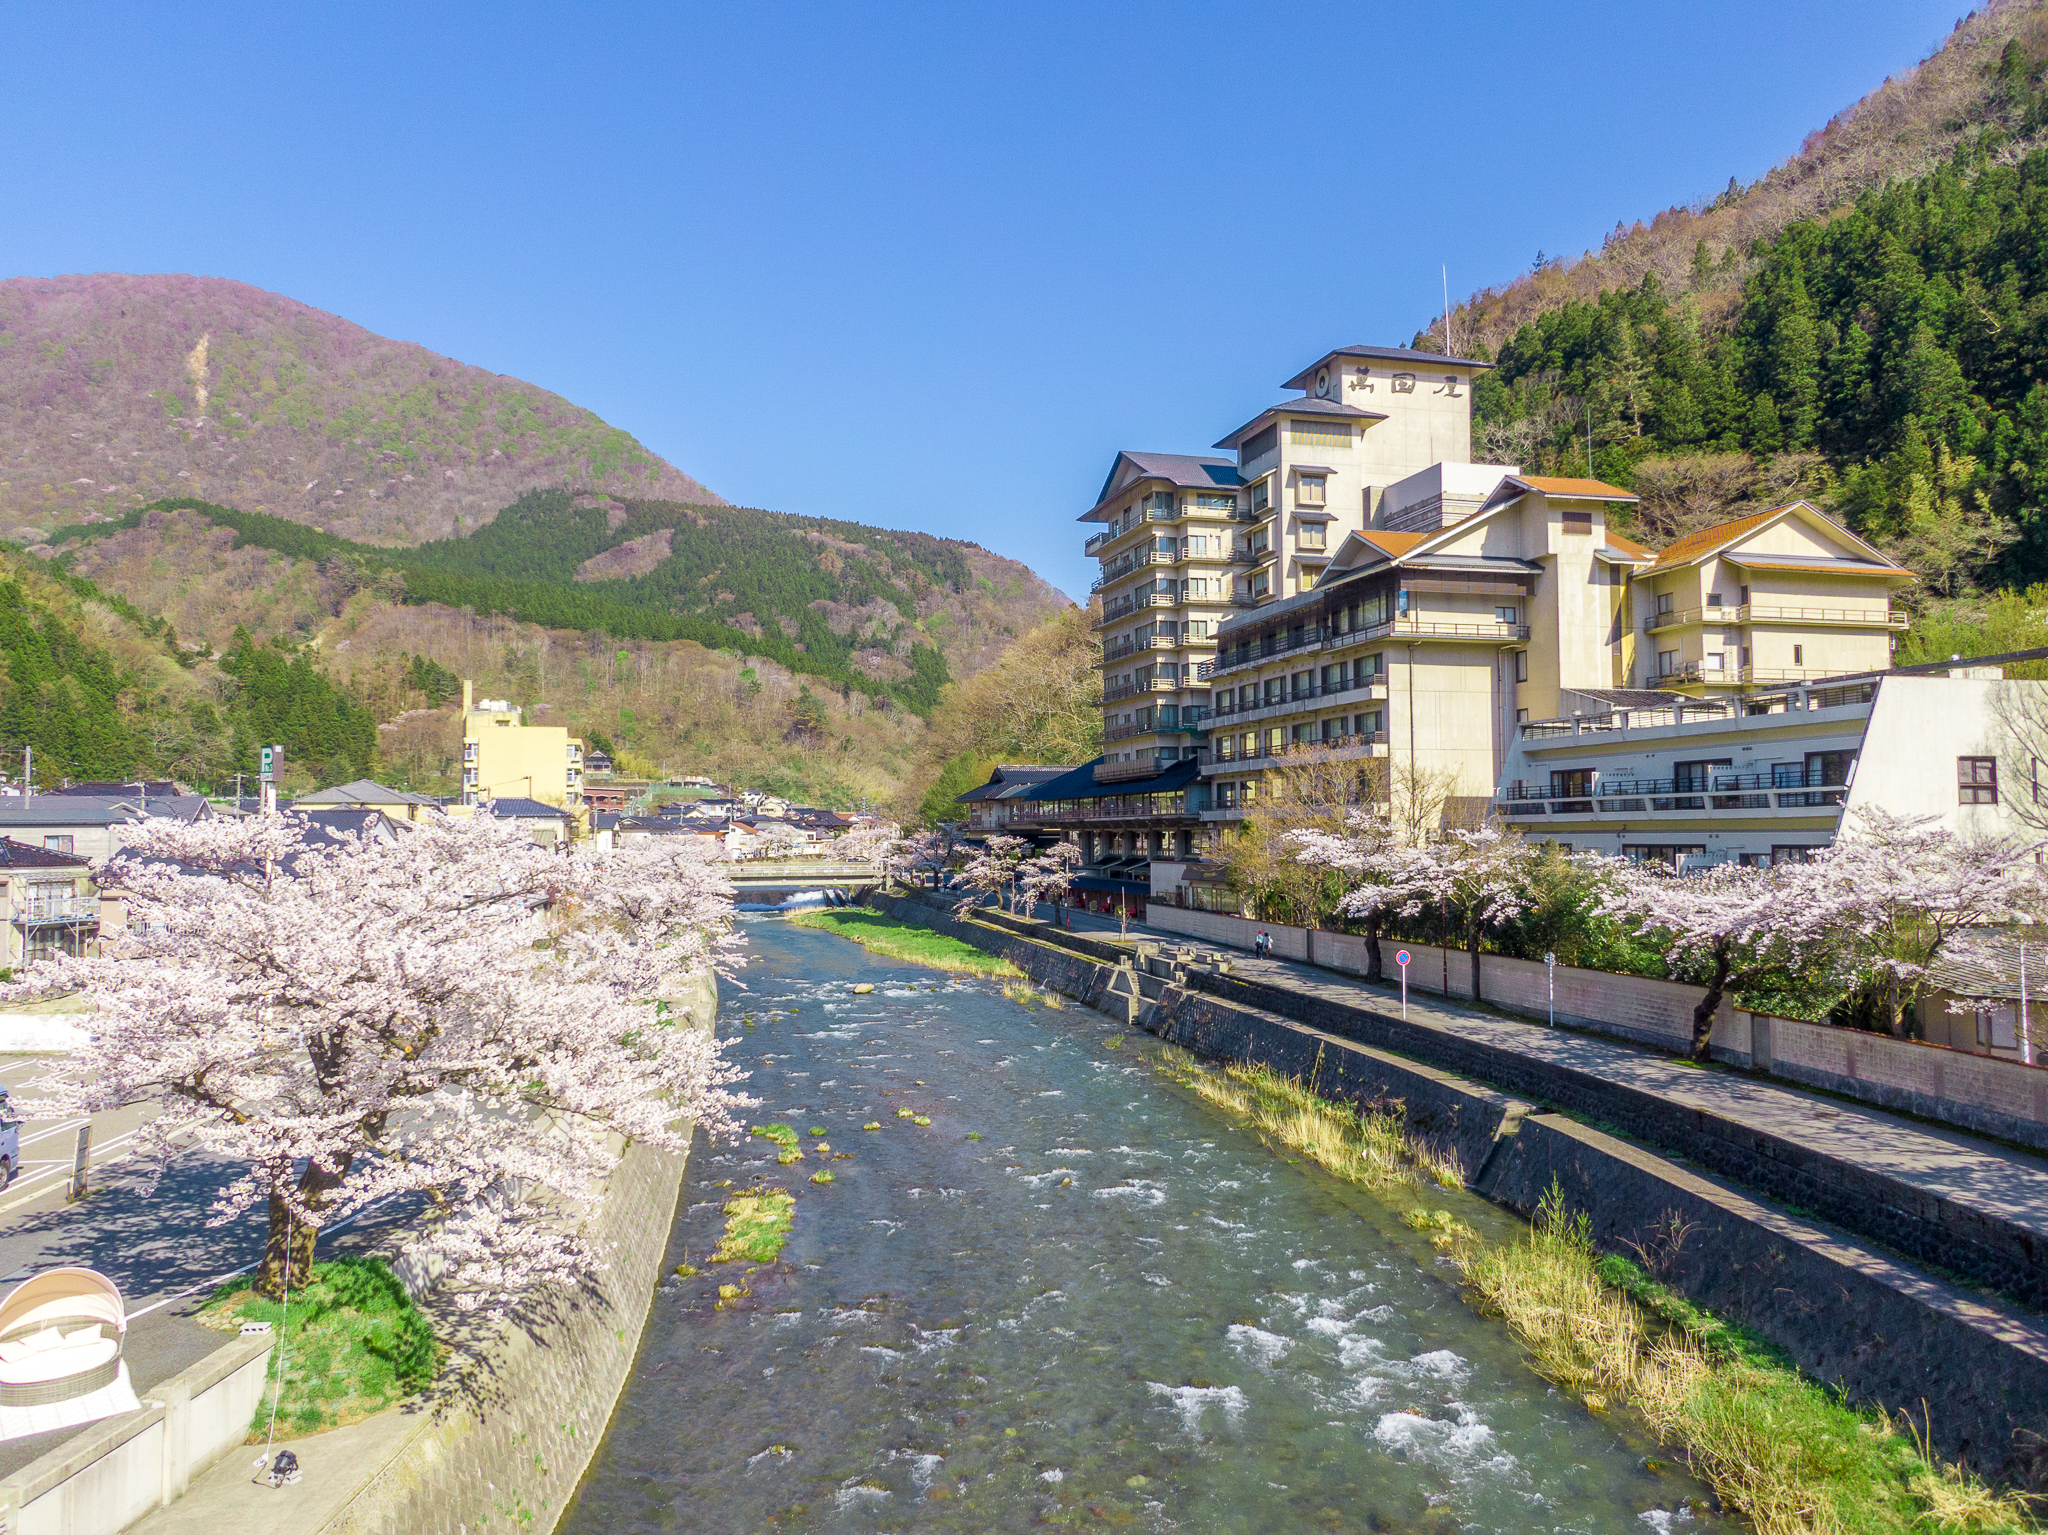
[16,1119,89,1150]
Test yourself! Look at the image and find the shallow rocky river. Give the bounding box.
[560,921,1719,1534]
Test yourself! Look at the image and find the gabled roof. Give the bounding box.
[1020,756,1200,801]
[1281,344,1494,390]
[295,779,440,807]
[1644,501,1910,576]
[46,782,183,799]
[953,764,1076,804]
[1213,397,1384,452]
[1481,474,1638,509]
[1082,452,1242,521]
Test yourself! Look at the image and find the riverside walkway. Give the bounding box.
[983,896,2048,1307]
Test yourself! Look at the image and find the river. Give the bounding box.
[560,921,1719,1534]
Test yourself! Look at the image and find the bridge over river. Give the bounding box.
[723,859,884,899]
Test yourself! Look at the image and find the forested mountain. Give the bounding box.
[1471,129,2048,596]
[0,550,371,789]
[55,491,1060,715]
[0,273,721,543]
[1428,0,2048,358]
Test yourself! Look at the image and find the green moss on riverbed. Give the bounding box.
[786,908,1022,979]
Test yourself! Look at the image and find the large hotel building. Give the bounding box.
[973,341,1982,910]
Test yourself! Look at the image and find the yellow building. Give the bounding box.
[460,681,585,809]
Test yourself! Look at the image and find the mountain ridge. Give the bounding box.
[0,272,723,543]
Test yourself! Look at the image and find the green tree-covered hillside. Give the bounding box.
[1476,122,2048,594]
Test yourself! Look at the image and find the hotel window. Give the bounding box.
[1240,732,1257,758]
[1265,728,1286,755]
[1656,592,1674,615]
[1195,492,1235,511]
[1250,480,1270,516]
[1292,723,1316,744]
[1145,491,1175,516]
[1657,649,1679,676]
[1361,709,1384,735]
[43,835,73,854]
[1296,475,1327,507]
[1358,652,1384,679]
[1959,757,1999,805]
[1561,510,1592,533]
[1513,651,1528,684]
[1793,644,1804,665]
[1739,585,1750,605]
[1250,575,1270,599]
[1496,604,1518,624]
[1299,522,1327,550]
[1705,652,1725,671]
[1263,677,1283,705]
[1395,589,1409,615]
[1188,619,1209,640]
[1707,591,1723,607]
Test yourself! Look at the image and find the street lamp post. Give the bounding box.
[1545,951,1556,1028]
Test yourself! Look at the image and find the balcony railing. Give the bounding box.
[1210,617,1528,677]
[1093,589,1177,627]
[1211,675,1387,722]
[1645,603,1907,633]
[13,897,99,925]
[1212,730,1387,764]
[1104,678,1181,702]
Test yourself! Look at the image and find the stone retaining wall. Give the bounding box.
[867,892,2048,1481]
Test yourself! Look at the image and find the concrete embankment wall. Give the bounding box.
[867,891,2048,1483]
[1143,903,2048,1154]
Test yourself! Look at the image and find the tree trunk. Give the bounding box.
[1364,922,1384,984]
[254,1156,350,1299]
[1467,912,1482,1002]
[1691,943,1733,1061]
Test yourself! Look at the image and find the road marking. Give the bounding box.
[0,1127,153,1216]
[16,1118,89,1149]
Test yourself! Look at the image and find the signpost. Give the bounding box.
[66,1123,90,1203]
[1394,949,1410,1020]
[1545,951,1557,1028]
[259,744,284,815]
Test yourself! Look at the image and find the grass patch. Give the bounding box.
[1462,1187,2038,1534]
[199,1258,438,1439]
[752,1123,804,1164]
[786,908,1022,979]
[711,1189,795,1264]
[1160,1053,2037,1534]
[1155,1048,1463,1193]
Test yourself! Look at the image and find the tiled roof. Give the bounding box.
[296,779,441,806]
[1357,530,1427,558]
[1213,397,1384,451]
[1516,475,1639,500]
[0,837,89,869]
[1600,531,1656,560]
[482,797,570,819]
[1084,452,1242,518]
[1647,508,1787,569]
[46,782,183,799]
[1280,344,1495,389]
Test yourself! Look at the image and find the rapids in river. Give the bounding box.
[559,922,1720,1534]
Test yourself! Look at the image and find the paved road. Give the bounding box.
[973,895,2048,1256]
[0,1058,416,1478]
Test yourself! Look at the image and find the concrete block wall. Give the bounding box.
[1751,1011,2048,1153]
[0,1332,274,1535]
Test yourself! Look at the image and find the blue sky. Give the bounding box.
[3,1,1970,601]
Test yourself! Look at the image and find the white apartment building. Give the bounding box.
[1494,666,2033,866]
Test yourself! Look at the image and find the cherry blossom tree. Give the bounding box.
[1018,841,1084,922]
[1420,826,1538,1000]
[1597,855,1839,1059]
[821,825,899,864]
[955,834,1027,913]
[1803,808,2047,1037]
[13,813,750,1307]
[1288,809,1439,983]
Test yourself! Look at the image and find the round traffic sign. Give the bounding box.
[1394,950,1410,967]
